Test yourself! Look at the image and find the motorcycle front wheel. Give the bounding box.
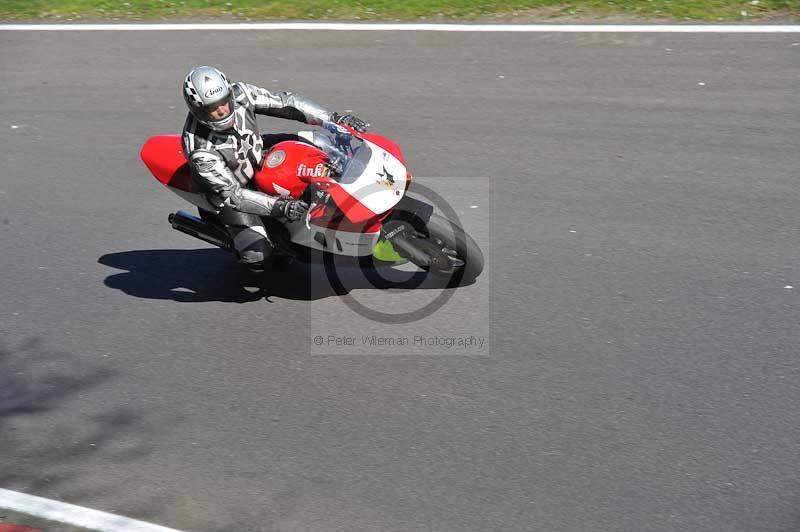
[363,213,484,288]
[417,213,484,284]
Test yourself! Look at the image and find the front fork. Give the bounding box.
[377,195,448,270]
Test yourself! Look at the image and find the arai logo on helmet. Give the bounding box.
[204,86,223,98]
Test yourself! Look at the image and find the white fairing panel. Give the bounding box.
[283,139,406,255]
[287,220,381,257]
[339,140,407,216]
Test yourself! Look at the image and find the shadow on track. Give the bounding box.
[0,337,174,514]
[99,248,473,304]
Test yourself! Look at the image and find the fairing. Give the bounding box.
[140,122,410,256]
[254,123,408,224]
[140,135,192,190]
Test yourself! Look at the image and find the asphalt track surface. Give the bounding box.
[0,29,798,532]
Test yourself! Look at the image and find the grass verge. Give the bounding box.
[1,0,799,22]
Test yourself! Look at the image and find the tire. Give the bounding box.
[372,212,484,286]
[421,213,484,284]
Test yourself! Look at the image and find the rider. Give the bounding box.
[181,65,369,272]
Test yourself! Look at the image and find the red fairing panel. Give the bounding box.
[140,135,194,192]
[324,181,382,224]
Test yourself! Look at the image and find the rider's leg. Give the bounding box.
[217,207,273,272]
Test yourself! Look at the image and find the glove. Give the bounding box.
[330,112,369,132]
[272,199,309,221]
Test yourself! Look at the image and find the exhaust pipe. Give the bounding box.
[168,210,233,251]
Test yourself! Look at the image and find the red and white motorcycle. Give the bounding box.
[140,121,483,285]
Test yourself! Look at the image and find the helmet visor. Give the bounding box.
[195,93,234,125]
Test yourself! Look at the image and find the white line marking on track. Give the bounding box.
[0,23,799,32]
[0,489,187,532]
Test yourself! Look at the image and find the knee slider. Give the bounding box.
[239,249,266,265]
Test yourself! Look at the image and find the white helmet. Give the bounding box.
[183,66,235,131]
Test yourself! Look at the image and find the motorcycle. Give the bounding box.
[140,121,483,285]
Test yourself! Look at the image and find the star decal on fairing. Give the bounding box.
[376,165,396,190]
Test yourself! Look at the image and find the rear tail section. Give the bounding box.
[141,135,221,212]
[141,135,193,191]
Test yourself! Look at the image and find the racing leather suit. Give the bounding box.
[181,82,333,268]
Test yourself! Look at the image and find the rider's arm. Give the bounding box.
[238,82,332,125]
[187,149,278,217]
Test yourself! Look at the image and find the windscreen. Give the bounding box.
[309,122,372,184]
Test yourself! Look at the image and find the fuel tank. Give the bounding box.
[253,140,329,199]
